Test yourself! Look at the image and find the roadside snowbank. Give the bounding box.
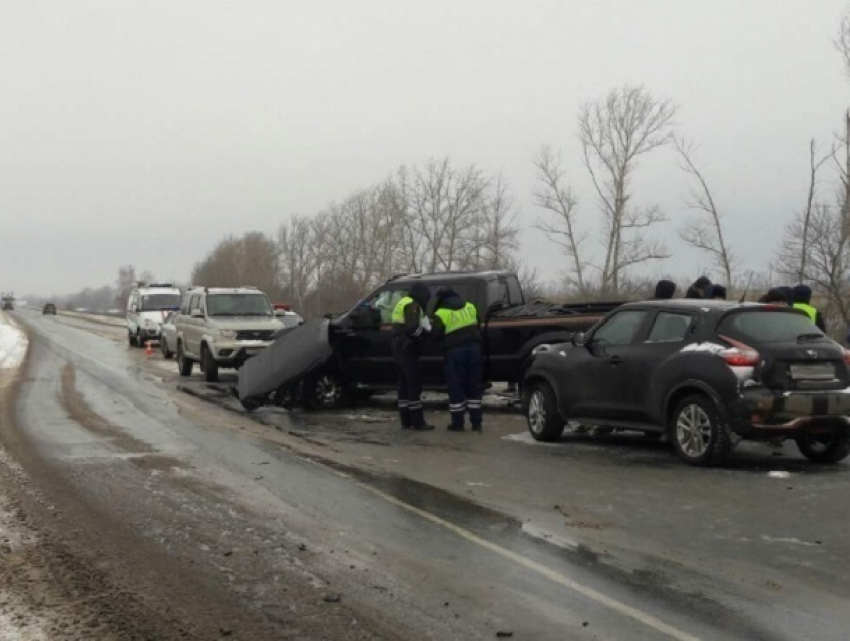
[0,313,27,370]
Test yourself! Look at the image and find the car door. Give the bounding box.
[184,294,204,357]
[626,311,696,423]
[334,287,407,387]
[568,309,652,420]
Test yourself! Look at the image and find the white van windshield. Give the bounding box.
[141,294,181,311]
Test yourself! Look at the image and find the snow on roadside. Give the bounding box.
[0,313,27,371]
[0,313,49,640]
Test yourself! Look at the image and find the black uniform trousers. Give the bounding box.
[445,342,483,429]
[393,339,425,428]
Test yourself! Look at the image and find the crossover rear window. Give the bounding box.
[717,309,823,343]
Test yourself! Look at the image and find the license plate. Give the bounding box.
[245,348,263,355]
[789,363,836,380]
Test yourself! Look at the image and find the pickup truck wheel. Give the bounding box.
[128,330,136,347]
[524,382,564,442]
[202,346,219,383]
[177,342,194,377]
[670,394,732,466]
[796,432,850,463]
[302,370,348,410]
[135,330,144,348]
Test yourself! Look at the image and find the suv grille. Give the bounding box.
[235,330,275,341]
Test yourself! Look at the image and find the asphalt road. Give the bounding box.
[2,307,850,640]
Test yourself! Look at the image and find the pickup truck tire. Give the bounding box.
[524,381,564,442]
[128,330,136,347]
[670,394,733,466]
[302,369,349,410]
[201,346,219,383]
[795,432,850,463]
[177,342,194,377]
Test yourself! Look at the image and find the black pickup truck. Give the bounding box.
[237,270,620,410]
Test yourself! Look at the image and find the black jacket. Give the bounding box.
[392,299,426,351]
[431,293,481,351]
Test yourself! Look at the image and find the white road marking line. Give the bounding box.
[357,482,700,641]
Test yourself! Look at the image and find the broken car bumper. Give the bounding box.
[730,388,850,437]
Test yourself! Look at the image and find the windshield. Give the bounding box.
[141,293,181,311]
[206,294,273,317]
[718,309,826,343]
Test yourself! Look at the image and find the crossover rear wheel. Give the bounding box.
[796,432,850,463]
[670,394,733,466]
[524,381,564,442]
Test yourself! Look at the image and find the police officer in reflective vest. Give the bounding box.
[791,284,827,332]
[391,283,434,431]
[431,287,483,432]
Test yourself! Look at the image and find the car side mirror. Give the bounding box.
[190,309,204,319]
[572,332,585,347]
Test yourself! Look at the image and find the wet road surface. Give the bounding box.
[3,307,850,639]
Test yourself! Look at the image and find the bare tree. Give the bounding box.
[405,158,488,272]
[532,145,588,295]
[837,7,850,76]
[578,85,677,294]
[777,113,850,332]
[673,137,735,287]
[474,174,521,270]
[797,139,834,281]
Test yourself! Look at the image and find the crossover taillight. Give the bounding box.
[717,335,760,367]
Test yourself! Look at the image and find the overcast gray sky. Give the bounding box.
[2,0,849,297]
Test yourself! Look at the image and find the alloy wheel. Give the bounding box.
[314,374,341,406]
[676,403,712,458]
[528,390,547,435]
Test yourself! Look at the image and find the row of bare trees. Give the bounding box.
[191,159,521,317]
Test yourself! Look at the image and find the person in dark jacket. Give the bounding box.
[791,284,827,332]
[710,285,727,300]
[652,280,677,300]
[685,276,712,299]
[391,283,434,431]
[778,286,794,306]
[431,287,483,432]
[759,288,791,306]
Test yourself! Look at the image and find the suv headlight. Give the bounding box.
[218,330,238,339]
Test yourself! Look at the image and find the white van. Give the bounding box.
[127,283,182,347]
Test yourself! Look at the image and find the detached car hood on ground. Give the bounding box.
[237,318,332,408]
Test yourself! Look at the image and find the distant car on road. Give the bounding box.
[42,303,57,315]
[160,311,179,359]
[523,300,850,466]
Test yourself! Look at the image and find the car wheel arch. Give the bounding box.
[663,381,726,426]
[523,371,566,416]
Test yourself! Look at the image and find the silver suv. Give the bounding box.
[175,287,283,382]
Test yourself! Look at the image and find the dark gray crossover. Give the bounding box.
[523,300,850,466]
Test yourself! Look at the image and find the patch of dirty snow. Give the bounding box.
[0,314,27,370]
[761,535,818,547]
[502,432,561,447]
